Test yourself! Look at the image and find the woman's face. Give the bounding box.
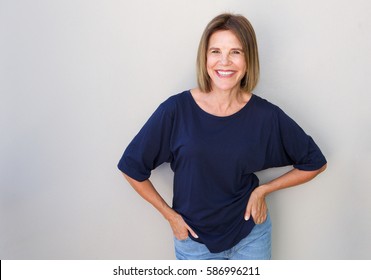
[206,30,247,93]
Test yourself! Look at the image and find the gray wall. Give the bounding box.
[1,0,370,259]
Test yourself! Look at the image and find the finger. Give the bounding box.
[186,225,199,239]
[244,201,252,221]
[251,206,258,223]
[255,208,265,224]
[177,232,189,240]
[256,216,266,225]
[256,209,268,224]
[261,211,268,223]
[174,225,190,240]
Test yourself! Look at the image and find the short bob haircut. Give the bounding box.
[196,13,260,93]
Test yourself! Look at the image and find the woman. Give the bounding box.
[118,13,327,260]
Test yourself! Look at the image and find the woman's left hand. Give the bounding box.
[244,186,268,224]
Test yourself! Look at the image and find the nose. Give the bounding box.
[220,53,231,65]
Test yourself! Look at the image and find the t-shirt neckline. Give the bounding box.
[186,90,255,120]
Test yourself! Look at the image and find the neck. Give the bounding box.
[209,87,242,107]
[191,87,252,117]
[205,87,251,116]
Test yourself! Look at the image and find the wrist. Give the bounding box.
[162,207,178,222]
[255,184,272,197]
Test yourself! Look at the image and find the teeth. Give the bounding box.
[217,71,234,76]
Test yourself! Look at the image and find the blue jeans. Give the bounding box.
[174,213,272,260]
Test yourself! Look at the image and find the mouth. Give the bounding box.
[215,70,236,78]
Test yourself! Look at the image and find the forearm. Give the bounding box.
[245,164,326,223]
[122,173,176,221]
[122,172,198,239]
[257,164,327,197]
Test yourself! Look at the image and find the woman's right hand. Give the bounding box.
[121,174,198,241]
[167,212,198,240]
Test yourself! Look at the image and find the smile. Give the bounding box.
[216,70,236,77]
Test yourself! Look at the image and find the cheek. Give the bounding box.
[235,58,247,72]
[206,60,217,76]
[206,56,217,69]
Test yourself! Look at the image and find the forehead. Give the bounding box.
[208,30,243,48]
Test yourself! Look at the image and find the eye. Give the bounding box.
[209,49,221,54]
[231,50,242,55]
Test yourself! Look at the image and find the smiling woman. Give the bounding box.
[117,13,327,260]
[197,14,259,94]
[206,30,247,94]
[191,29,250,117]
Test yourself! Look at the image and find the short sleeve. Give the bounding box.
[117,102,174,181]
[267,107,327,171]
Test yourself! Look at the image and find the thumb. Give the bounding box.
[186,225,199,239]
[245,201,252,221]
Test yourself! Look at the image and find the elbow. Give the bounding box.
[121,171,135,183]
[320,163,327,172]
[121,171,147,184]
[316,163,327,175]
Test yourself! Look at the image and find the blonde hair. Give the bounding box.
[196,13,260,93]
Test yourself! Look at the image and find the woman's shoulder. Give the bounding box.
[251,94,281,114]
[252,94,299,125]
[160,90,189,107]
[156,90,191,116]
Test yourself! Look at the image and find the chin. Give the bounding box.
[212,83,240,92]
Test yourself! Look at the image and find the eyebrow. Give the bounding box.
[208,47,244,52]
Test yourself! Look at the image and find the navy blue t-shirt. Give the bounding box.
[118,90,327,253]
